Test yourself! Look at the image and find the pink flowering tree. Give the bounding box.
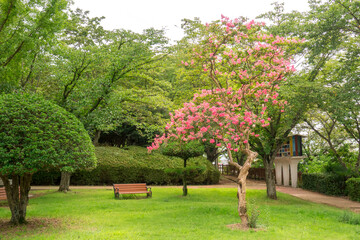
[148,16,301,228]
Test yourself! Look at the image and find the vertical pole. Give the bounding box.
[290,159,301,188]
[275,161,282,185]
[283,163,290,186]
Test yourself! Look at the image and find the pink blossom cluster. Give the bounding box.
[147,85,279,153]
[183,17,303,87]
[149,16,301,154]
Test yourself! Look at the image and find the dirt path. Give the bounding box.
[221,175,360,213]
[30,176,360,213]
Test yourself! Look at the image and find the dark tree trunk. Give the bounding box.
[263,155,277,200]
[58,172,71,192]
[235,152,246,166]
[93,129,101,146]
[355,148,360,175]
[0,174,32,225]
[183,159,188,196]
[205,144,218,166]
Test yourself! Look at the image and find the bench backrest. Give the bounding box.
[0,187,21,200]
[0,187,7,200]
[113,183,148,192]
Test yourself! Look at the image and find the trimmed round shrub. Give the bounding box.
[161,141,205,161]
[0,93,96,175]
[32,146,220,185]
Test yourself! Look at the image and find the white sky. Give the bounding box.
[72,0,309,42]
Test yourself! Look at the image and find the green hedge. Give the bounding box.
[346,178,360,202]
[301,173,348,196]
[31,146,220,185]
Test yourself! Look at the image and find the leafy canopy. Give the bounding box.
[0,93,96,175]
[149,16,302,158]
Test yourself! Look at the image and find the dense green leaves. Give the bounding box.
[161,141,205,161]
[260,0,360,175]
[302,172,348,196]
[346,177,360,202]
[0,0,68,92]
[0,93,96,175]
[31,146,219,185]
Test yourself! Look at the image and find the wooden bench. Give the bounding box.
[113,183,152,199]
[0,187,21,201]
[0,187,7,200]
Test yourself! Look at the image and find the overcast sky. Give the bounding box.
[72,0,309,42]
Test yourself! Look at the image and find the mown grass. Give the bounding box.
[0,187,359,239]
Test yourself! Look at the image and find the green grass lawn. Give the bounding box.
[0,187,359,239]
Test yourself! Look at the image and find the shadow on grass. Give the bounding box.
[0,217,63,239]
[116,194,150,200]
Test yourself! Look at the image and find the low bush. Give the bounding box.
[301,173,348,196]
[31,146,220,185]
[346,177,360,202]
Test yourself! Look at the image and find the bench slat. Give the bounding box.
[0,188,6,200]
[0,187,21,201]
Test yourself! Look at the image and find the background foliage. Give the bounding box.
[31,146,220,185]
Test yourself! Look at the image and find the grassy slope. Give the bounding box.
[0,188,359,239]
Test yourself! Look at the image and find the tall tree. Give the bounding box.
[249,74,310,199]
[30,9,172,191]
[149,16,300,228]
[175,14,303,200]
[0,93,96,225]
[260,0,360,176]
[0,0,68,92]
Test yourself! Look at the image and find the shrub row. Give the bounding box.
[346,177,360,202]
[31,146,220,186]
[301,173,348,196]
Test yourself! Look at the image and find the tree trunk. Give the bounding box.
[229,148,258,228]
[183,159,188,196]
[0,174,32,225]
[263,155,277,200]
[237,176,248,227]
[58,172,71,192]
[93,129,101,146]
[205,144,218,165]
[355,148,360,175]
[183,179,188,196]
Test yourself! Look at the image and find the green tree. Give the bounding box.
[176,15,303,200]
[0,93,96,225]
[161,141,204,196]
[31,9,172,190]
[0,0,68,92]
[260,0,360,176]
[249,75,310,199]
[150,16,301,227]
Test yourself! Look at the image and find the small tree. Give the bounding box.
[149,16,300,228]
[0,93,96,225]
[161,141,204,196]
